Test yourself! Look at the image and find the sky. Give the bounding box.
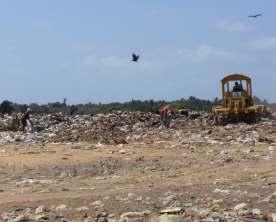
[1,0,276,104]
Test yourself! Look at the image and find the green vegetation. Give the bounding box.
[0,96,273,115]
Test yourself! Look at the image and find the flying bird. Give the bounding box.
[132,53,140,62]
[248,13,262,18]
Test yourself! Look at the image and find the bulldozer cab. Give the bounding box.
[221,74,253,109]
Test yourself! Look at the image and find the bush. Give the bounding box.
[0,100,14,114]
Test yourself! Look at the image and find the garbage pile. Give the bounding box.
[0,111,275,145]
[0,111,161,144]
[52,112,161,144]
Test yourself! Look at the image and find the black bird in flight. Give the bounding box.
[248,13,262,18]
[132,53,140,62]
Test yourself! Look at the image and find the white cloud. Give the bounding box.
[82,55,129,68]
[71,43,94,51]
[147,9,162,17]
[32,21,52,32]
[177,45,236,62]
[215,19,252,32]
[8,45,17,52]
[59,63,69,69]
[245,37,276,51]
[81,55,151,70]
[71,43,84,50]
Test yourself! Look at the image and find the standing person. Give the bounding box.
[160,105,171,128]
[21,108,33,132]
[10,112,20,131]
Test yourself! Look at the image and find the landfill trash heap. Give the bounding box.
[0,111,275,146]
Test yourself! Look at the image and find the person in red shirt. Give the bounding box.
[160,105,171,128]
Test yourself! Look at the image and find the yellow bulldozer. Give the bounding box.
[213,73,266,125]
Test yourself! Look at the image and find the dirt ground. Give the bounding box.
[0,130,276,222]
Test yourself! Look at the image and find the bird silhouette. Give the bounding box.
[132,53,140,62]
[248,13,262,18]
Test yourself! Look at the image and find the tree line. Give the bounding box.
[0,96,273,115]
